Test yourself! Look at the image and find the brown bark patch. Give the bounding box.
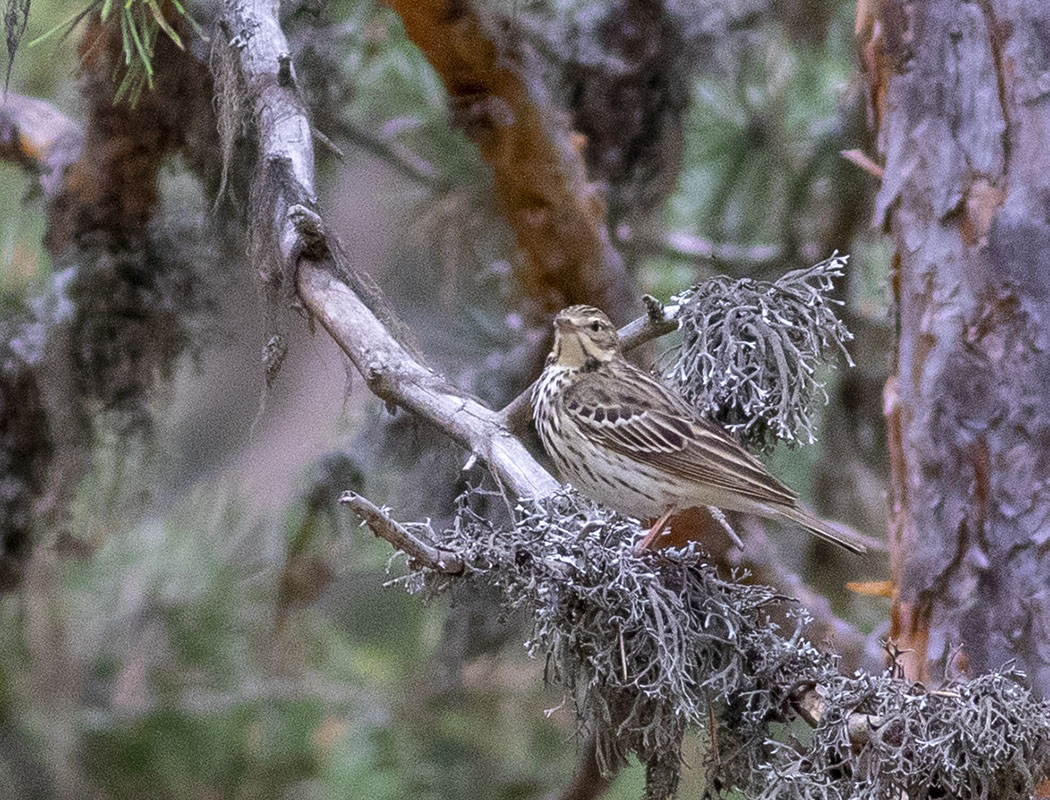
[48,16,212,251]
[893,599,932,683]
[387,0,635,323]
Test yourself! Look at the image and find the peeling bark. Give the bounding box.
[865,0,1050,694]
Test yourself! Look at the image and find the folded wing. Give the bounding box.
[563,368,797,509]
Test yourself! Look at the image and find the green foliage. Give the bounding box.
[28,0,201,105]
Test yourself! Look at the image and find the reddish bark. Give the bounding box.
[386,0,638,325]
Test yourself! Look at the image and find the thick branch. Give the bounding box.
[387,0,637,322]
[298,252,558,497]
[222,0,559,500]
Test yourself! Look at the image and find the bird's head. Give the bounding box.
[549,305,620,368]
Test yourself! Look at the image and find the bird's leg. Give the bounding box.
[636,507,676,551]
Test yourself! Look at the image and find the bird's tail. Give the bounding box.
[778,505,870,554]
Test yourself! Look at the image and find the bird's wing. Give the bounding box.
[563,365,796,507]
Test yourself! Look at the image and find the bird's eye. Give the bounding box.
[590,321,601,332]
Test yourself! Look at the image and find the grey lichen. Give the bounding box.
[755,669,1050,800]
[667,254,854,450]
[383,488,1050,799]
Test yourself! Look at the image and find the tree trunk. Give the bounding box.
[864,0,1050,693]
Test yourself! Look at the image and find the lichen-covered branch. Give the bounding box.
[351,488,1050,800]
[220,0,558,499]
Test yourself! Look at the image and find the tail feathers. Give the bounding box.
[778,506,869,554]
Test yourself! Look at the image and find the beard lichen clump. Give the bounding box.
[65,222,204,433]
[390,488,1050,798]
[668,254,854,451]
[756,669,1050,800]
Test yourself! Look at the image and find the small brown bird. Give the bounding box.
[531,304,866,553]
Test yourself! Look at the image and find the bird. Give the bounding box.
[531,304,867,553]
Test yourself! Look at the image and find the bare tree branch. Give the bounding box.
[617,294,680,351]
[339,491,463,573]
[839,147,884,180]
[222,0,559,500]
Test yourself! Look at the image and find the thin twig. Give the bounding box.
[793,685,882,749]
[618,227,784,269]
[840,148,885,179]
[334,119,444,189]
[339,491,463,573]
[706,506,745,550]
[618,294,680,351]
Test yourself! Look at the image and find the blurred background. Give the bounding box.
[0,0,892,796]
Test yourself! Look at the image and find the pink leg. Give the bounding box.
[636,507,675,551]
